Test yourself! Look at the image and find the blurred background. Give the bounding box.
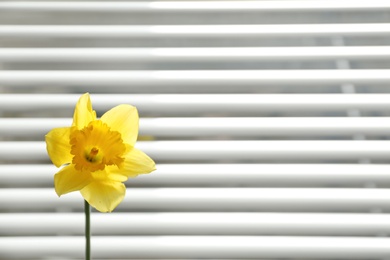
[1,0,390,259]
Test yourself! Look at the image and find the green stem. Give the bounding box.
[84,200,91,260]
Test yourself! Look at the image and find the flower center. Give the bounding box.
[70,120,126,172]
[86,147,99,162]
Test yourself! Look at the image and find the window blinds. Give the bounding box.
[1,1,390,259]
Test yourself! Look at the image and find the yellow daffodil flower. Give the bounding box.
[45,93,155,212]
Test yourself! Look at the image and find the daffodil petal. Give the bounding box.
[72,93,96,130]
[105,166,128,182]
[80,181,126,212]
[54,164,93,196]
[100,104,139,146]
[109,147,156,180]
[45,127,72,167]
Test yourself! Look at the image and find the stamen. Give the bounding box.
[86,147,99,162]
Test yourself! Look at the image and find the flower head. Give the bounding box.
[45,93,155,212]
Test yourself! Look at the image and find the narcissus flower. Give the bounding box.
[45,93,155,212]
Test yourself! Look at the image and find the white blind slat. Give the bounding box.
[2,164,390,188]
[1,94,390,113]
[1,212,390,236]
[1,236,390,259]
[2,1,390,12]
[3,117,390,137]
[2,188,390,212]
[2,47,390,62]
[2,141,390,162]
[2,70,390,88]
[1,24,390,37]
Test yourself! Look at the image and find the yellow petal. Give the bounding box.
[72,93,96,130]
[109,147,156,181]
[80,180,126,212]
[105,166,127,182]
[100,104,139,146]
[45,127,73,167]
[54,164,93,196]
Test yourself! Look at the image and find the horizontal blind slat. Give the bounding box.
[2,188,390,211]
[1,94,389,113]
[1,236,390,259]
[2,47,390,62]
[2,70,390,88]
[1,212,390,236]
[1,24,390,38]
[2,141,390,162]
[3,117,390,137]
[2,1,390,12]
[2,164,390,188]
